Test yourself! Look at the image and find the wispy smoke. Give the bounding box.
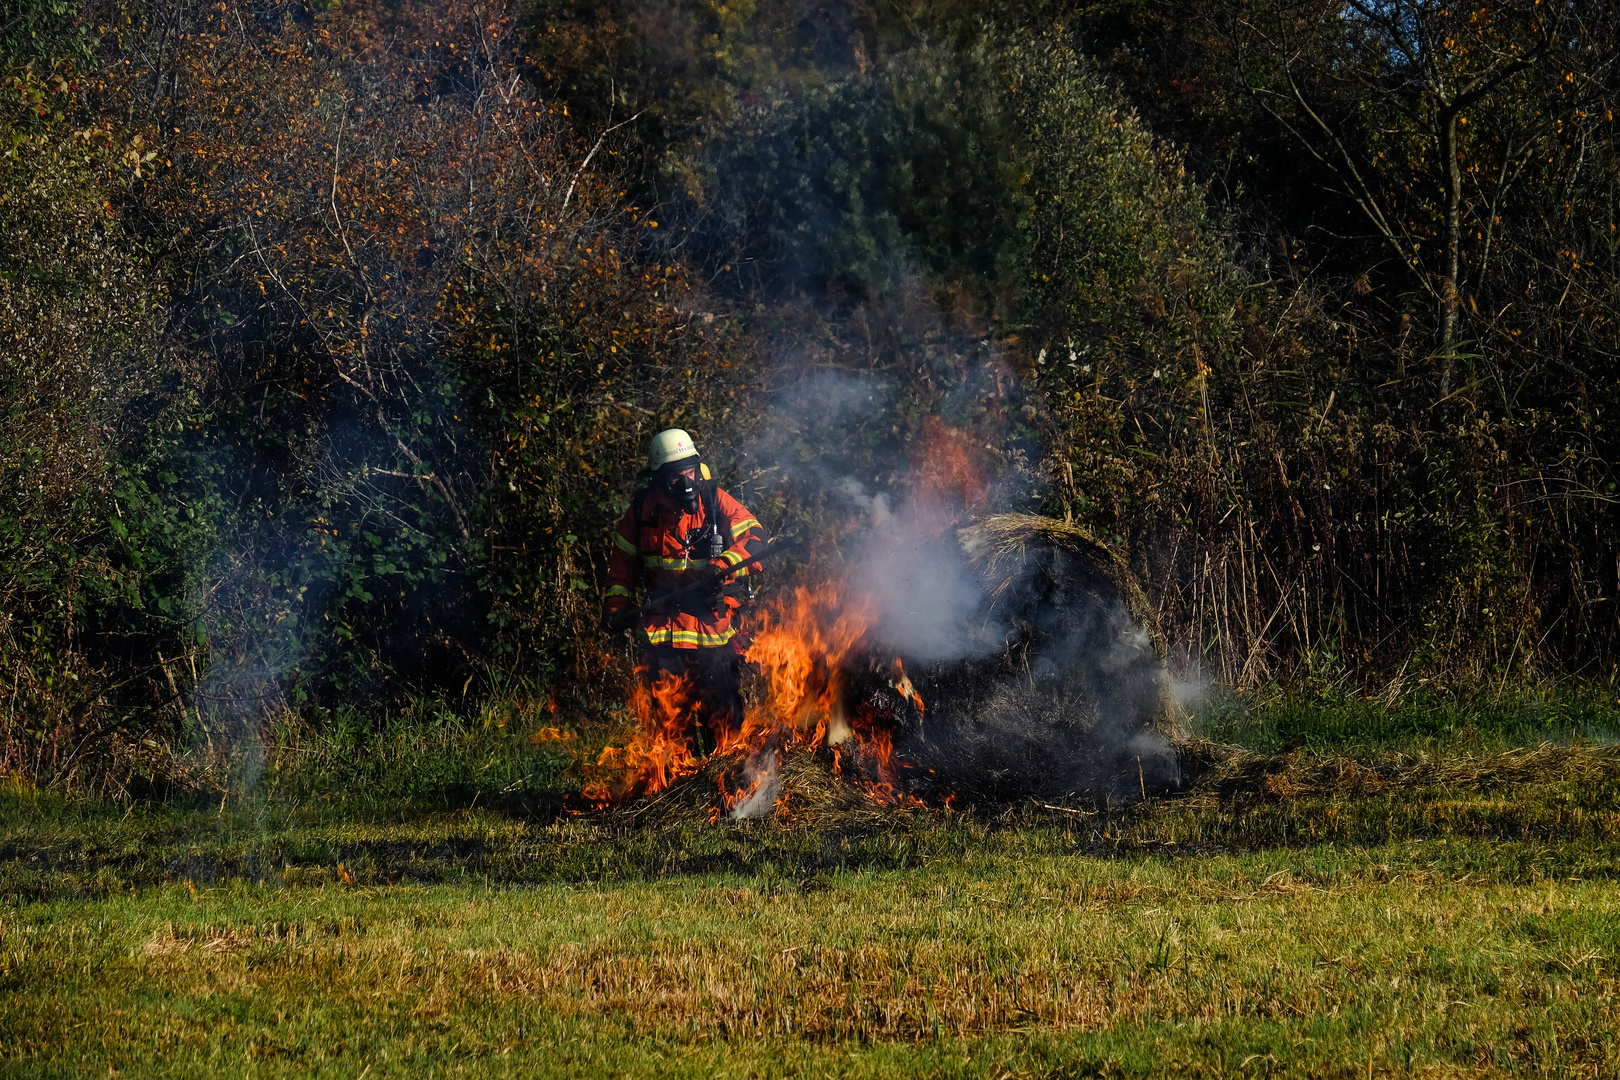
[832,484,1009,664]
[738,345,1180,804]
[1169,660,1213,715]
[728,749,784,820]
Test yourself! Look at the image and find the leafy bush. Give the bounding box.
[93,0,759,715]
[0,61,209,790]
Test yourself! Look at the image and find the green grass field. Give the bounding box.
[3,695,1619,1078]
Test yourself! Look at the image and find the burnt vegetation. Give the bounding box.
[1,0,1618,797]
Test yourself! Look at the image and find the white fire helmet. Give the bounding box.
[647,428,700,470]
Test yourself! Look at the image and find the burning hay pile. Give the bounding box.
[593,512,1181,820]
[613,747,905,829]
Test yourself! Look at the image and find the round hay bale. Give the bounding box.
[866,512,1179,803]
[960,513,1169,667]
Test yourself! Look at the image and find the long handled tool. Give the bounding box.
[605,538,802,633]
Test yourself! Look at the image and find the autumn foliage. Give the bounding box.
[1,0,1617,790]
[2,0,756,786]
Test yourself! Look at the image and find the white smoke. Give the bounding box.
[723,354,1182,804]
[728,750,785,820]
[832,483,1009,663]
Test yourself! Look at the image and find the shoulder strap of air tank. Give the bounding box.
[701,480,723,536]
[631,487,657,556]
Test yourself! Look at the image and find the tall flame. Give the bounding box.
[912,416,989,513]
[592,577,925,811]
[590,420,995,814]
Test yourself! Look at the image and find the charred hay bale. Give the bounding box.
[881,513,1179,803]
[960,513,1169,668]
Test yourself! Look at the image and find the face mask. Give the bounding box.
[663,467,701,513]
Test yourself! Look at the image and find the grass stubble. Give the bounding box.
[2,707,1619,1078]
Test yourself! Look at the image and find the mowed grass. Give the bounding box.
[3,694,1619,1078]
[4,847,1619,1077]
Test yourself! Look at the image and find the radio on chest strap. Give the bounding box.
[630,484,727,560]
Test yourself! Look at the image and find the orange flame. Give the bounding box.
[892,658,925,717]
[593,576,930,812]
[912,416,989,513]
[593,423,993,815]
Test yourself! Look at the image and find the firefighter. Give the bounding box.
[603,428,766,755]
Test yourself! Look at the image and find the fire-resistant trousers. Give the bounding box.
[638,643,745,756]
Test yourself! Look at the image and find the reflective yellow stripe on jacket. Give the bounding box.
[644,554,706,572]
[642,625,738,647]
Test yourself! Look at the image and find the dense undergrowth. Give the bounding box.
[3,0,1618,792]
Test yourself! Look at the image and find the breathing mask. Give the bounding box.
[660,462,702,514]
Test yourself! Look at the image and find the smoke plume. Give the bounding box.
[733,343,1179,804]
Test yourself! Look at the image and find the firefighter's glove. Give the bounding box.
[602,608,637,634]
[702,560,732,599]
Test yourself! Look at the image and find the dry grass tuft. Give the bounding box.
[769,750,906,827]
[139,923,258,958]
[1176,736,1620,801]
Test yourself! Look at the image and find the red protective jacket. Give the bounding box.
[603,484,765,649]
